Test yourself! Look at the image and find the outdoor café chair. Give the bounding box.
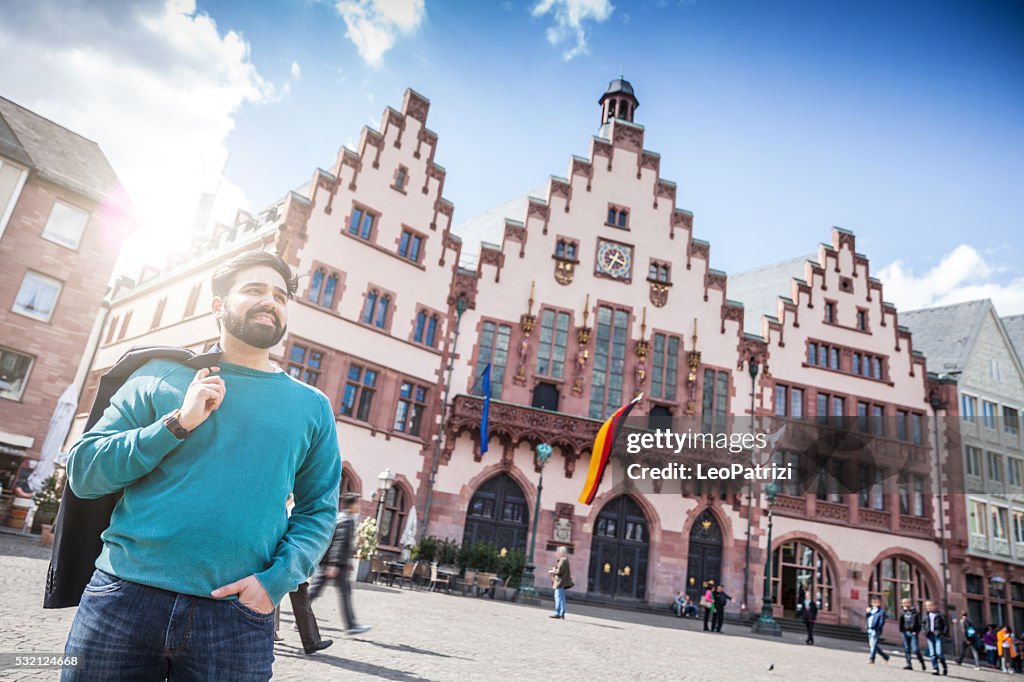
[429,562,451,593]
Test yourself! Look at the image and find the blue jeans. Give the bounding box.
[553,587,566,617]
[926,634,945,672]
[63,569,275,681]
[902,631,923,666]
[868,630,889,662]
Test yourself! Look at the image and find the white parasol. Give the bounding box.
[399,506,418,560]
[28,384,77,492]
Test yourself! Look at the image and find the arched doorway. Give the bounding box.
[869,554,933,617]
[462,473,529,552]
[772,539,836,618]
[685,508,723,602]
[587,495,649,600]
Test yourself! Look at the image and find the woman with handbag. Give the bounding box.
[701,581,715,631]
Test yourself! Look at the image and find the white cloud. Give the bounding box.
[0,0,275,271]
[532,0,613,60]
[877,245,1024,316]
[335,0,426,68]
[290,61,302,79]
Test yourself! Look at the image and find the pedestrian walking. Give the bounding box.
[797,583,819,645]
[866,596,890,664]
[923,599,948,676]
[956,611,981,669]
[274,495,332,655]
[701,581,715,631]
[61,250,341,681]
[548,546,573,619]
[898,597,927,670]
[997,624,1016,674]
[711,584,731,632]
[309,493,371,636]
[985,625,999,667]
[274,582,333,654]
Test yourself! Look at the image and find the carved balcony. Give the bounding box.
[445,394,602,477]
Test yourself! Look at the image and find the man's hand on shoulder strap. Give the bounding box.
[177,367,225,432]
[211,575,274,614]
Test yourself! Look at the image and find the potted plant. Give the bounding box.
[33,473,63,546]
[353,517,378,582]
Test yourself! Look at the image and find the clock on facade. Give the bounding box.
[595,240,633,280]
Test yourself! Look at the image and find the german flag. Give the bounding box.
[578,394,642,505]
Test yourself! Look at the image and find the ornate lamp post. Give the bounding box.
[743,355,759,617]
[929,387,952,644]
[374,467,395,546]
[752,480,782,636]
[517,442,553,603]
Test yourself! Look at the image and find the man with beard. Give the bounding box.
[62,250,341,681]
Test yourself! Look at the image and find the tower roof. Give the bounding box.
[600,77,637,104]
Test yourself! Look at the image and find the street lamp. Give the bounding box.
[752,480,782,636]
[929,387,952,642]
[743,355,760,617]
[375,467,396,546]
[518,442,553,603]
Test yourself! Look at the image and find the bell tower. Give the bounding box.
[598,76,638,135]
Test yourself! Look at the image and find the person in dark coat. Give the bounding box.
[798,583,819,645]
[898,597,927,670]
[955,611,981,668]
[711,584,732,632]
[275,494,332,655]
[309,493,371,635]
[922,599,948,676]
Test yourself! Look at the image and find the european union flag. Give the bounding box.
[480,363,491,456]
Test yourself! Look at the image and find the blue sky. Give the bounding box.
[1,0,1021,312]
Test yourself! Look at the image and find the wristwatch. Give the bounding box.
[162,410,191,439]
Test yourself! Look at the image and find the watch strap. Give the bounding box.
[162,410,191,439]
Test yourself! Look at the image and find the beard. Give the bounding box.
[222,306,286,349]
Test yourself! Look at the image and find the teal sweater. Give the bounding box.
[66,359,341,606]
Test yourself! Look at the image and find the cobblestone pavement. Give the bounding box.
[0,531,1003,681]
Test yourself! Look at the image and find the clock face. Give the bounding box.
[596,240,633,280]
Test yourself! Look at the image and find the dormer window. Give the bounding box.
[348,204,378,241]
[607,205,629,229]
[648,260,670,284]
[393,165,408,192]
[555,238,579,261]
[857,309,868,331]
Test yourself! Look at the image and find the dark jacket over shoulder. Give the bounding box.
[324,516,354,567]
[44,345,221,609]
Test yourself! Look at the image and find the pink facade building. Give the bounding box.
[64,81,966,633]
[0,97,132,520]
